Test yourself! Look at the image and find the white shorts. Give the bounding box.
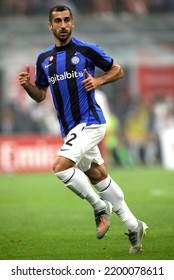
[58,123,106,172]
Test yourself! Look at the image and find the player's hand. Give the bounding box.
[82,69,99,92]
[19,64,31,88]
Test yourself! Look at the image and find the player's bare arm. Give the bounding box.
[19,64,48,103]
[82,63,124,92]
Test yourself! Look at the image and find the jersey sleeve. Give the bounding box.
[86,43,113,72]
[93,45,113,71]
[35,54,49,87]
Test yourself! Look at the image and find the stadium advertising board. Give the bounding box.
[0,135,63,173]
[138,65,174,101]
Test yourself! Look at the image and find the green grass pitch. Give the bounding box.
[0,166,174,260]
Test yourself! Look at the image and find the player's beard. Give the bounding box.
[54,28,72,43]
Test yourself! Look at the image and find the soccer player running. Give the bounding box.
[19,5,148,253]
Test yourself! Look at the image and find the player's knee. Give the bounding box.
[90,176,108,185]
[52,159,61,173]
[86,169,108,185]
[52,156,75,173]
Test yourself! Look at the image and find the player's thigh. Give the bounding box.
[81,124,106,155]
[77,124,106,172]
[58,123,106,166]
[78,144,104,172]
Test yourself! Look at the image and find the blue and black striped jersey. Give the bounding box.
[35,37,113,137]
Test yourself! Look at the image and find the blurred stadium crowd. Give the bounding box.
[0,0,174,168]
[0,0,174,16]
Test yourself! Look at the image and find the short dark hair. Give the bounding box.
[49,5,73,22]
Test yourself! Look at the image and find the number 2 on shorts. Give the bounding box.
[65,133,77,146]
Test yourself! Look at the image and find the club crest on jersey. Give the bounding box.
[49,56,54,62]
[71,55,80,65]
